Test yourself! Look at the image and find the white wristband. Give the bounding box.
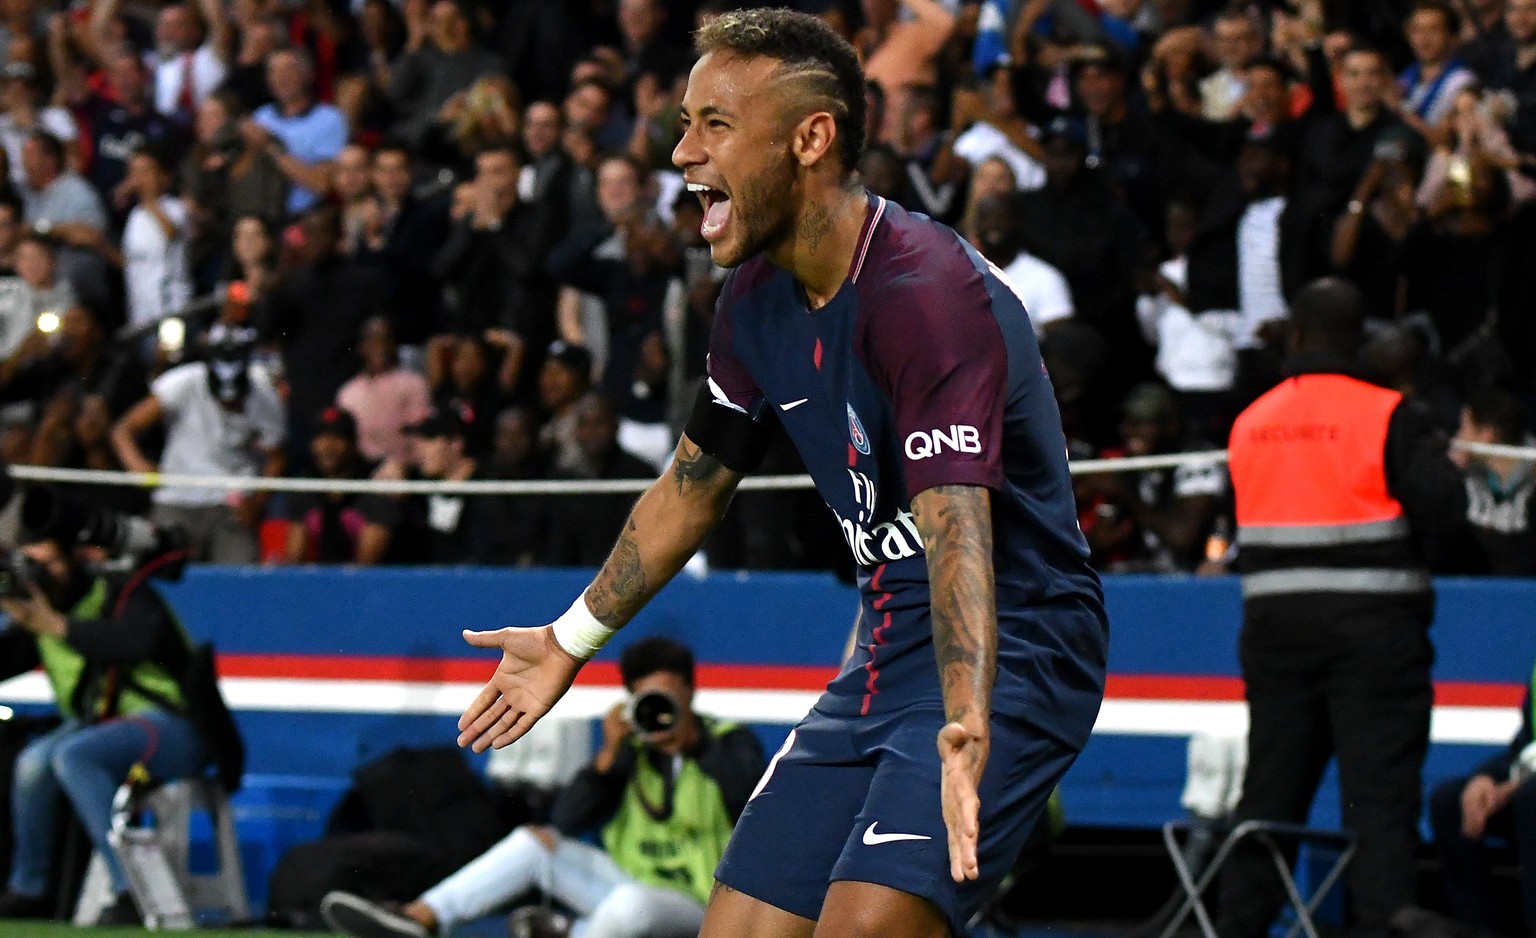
[550,592,616,660]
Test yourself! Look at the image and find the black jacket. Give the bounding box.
[1184,178,1318,314]
[1477,684,1534,783]
[551,719,767,837]
[0,576,190,721]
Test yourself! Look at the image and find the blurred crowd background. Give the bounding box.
[0,0,1529,579]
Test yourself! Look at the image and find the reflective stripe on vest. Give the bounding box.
[1236,516,1411,548]
[36,578,185,720]
[1240,568,1431,598]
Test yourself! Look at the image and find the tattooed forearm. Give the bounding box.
[586,518,652,627]
[582,437,743,629]
[912,485,997,728]
[672,439,725,496]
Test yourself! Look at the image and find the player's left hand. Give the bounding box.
[938,721,990,883]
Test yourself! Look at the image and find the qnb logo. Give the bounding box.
[904,425,982,460]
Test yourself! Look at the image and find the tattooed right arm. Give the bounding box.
[582,433,743,628]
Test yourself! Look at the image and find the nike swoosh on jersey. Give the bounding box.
[862,822,932,845]
[781,398,809,411]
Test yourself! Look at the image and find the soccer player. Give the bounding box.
[456,9,1108,937]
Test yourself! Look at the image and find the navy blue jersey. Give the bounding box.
[705,196,1108,734]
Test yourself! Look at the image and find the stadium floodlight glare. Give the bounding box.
[158,316,186,354]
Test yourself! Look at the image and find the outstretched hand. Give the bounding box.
[938,721,990,883]
[457,625,583,753]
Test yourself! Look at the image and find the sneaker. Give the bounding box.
[0,890,49,919]
[97,892,141,926]
[507,906,572,938]
[321,890,430,938]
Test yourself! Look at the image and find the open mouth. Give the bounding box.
[687,181,731,242]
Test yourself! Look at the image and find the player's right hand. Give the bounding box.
[457,625,583,753]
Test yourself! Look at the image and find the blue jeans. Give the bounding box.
[9,711,205,896]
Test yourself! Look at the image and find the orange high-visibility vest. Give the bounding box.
[1228,373,1428,598]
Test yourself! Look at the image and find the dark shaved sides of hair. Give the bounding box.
[694,7,867,172]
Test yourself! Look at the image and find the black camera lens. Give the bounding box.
[628,691,678,735]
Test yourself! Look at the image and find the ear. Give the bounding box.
[791,110,839,169]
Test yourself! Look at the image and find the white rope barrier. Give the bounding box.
[5,440,1529,496]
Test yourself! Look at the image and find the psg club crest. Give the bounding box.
[847,404,871,456]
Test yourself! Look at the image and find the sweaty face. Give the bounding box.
[673,52,800,269]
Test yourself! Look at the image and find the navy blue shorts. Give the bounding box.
[715,704,1079,934]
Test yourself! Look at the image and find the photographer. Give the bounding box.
[322,637,767,938]
[0,522,203,926]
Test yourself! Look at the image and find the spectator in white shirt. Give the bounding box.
[0,63,76,191]
[0,230,75,360]
[950,66,1047,191]
[1398,0,1477,134]
[88,0,230,124]
[110,322,286,563]
[1200,11,1262,121]
[969,193,1075,338]
[1137,200,1241,438]
[119,149,192,335]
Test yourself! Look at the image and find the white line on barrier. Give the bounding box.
[6,440,1520,496]
[0,673,1516,744]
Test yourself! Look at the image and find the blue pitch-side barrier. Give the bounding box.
[2,568,1531,913]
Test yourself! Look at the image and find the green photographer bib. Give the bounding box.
[602,718,738,906]
[36,578,184,720]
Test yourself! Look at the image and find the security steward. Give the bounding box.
[1216,278,1464,938]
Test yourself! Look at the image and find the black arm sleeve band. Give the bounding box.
[683,381,775,474]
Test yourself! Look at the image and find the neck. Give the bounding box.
[771,181,870,309]
[281,96,310,117]
[67,345,99,374]
[1345,103,1380,129]
[1419,56,1446,75]
[1486,453,1526,482]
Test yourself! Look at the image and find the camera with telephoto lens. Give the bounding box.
[17,485,188,579]
[625,690,680,735]
[0,551,47,599]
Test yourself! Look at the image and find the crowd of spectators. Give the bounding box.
[0,0,1528,577]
